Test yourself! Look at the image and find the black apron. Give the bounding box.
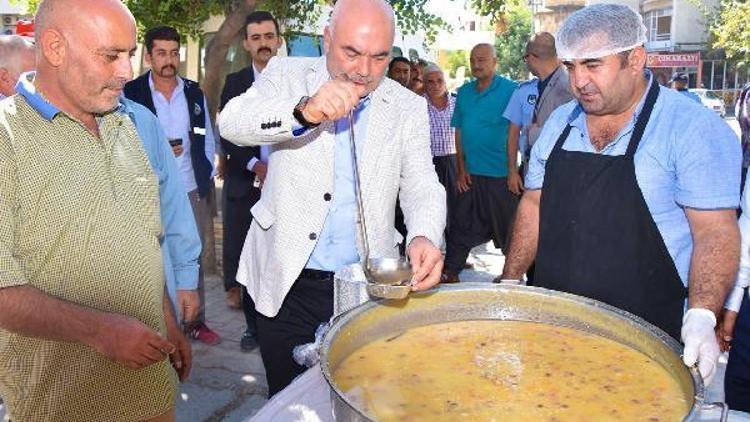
[535,79,686,340]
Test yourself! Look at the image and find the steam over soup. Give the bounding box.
[333,320,689,421]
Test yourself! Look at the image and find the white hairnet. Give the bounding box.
[556,4,647,60]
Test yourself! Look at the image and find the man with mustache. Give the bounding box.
[219,10,283,352]
[442,43,518,283]
[0,0,186,420]
[408,59,426,95]
[387,56,411,87]
[500,4,740,385]
[125,26,219,346]
[219,0,445,396]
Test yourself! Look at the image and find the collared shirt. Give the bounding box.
[247,62,272,171]
[676,88,701,104]
[1,72,176,421]
[526,71,741,286]
[451,74,518,177]
[121,97,201,309]
[149,74,215,193]
[306,98,371,272]
[426,92,457,157]
[502,79,539,160]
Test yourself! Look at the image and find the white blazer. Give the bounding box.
[218,56,446,317]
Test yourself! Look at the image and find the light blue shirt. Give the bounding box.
[526,72,741,286]
[306,99,371,272]
[149,74,215,193]
[121,97,202,311]
[502,79,538,161]
[677,89,702,104]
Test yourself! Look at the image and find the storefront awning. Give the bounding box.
[646,52,701,68]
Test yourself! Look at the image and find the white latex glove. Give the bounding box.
[681,308,720,384]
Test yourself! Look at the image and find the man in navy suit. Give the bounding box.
[219,10,282,352]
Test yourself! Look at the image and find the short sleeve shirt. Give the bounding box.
[525,73,741,286]
[0,74,177,421]
[452,75,518,177]
[502,79,539,159]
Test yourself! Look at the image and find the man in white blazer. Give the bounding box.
[218,0,446,396]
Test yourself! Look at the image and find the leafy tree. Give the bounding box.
[494,0,531,81]
[444,49,469,79]
[706,0,750,68]
[23,0,510,116]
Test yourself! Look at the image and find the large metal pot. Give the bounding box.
[320,283,726,421]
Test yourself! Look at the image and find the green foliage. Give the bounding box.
[444,49,469,79]
[494,0,531,80]
[468,0,508,21]
[708,0,750,67]
[20,0,517,46]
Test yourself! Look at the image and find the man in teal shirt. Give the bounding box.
[444,43,518,283]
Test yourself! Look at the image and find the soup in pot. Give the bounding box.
[333,320,689,421]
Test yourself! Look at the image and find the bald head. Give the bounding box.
[470,43,497,83]
[324,0,396,97]
[472,43,496,58]
[329,0,395,38]
[36,0,135,46]
[0,35,35,97]
[34,0,136,121]
[526,32,557,61]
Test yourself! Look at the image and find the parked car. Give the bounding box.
[690,89,726,117]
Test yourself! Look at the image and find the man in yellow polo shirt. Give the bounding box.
[0,0,183,420]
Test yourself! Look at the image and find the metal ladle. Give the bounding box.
[347,110,413,299]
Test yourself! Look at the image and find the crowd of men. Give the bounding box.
[1,0,750,420]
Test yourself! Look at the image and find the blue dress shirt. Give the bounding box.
[306,98,371,272]
[503,79,539,160]
[525,71,741,287]
[122,97,202,311]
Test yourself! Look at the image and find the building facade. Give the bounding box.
[0,0,30,35]
[532,0,747,95]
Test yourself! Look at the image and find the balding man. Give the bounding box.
[0,35,34,99]
[443,43,518,283]
[0,0,186,420]
[220,0,445,395]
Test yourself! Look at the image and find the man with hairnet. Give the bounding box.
[500,4,741,385]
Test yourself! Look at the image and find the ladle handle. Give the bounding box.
[348,110,371,266]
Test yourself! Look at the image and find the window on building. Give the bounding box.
[468,21,476,31]
[645,8,672,42]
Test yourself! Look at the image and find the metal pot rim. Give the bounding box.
[320,283,708,421]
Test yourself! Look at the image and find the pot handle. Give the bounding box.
[688,364,729,422]
[697,401,729,422]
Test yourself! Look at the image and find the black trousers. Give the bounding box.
[726,290,750,412]
[444,174,518,274]
[256,271,334,397]
[433,154,458,233]
[222,194,257,335]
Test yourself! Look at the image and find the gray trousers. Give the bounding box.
[188,189,211,324]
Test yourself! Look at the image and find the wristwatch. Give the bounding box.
[293,96,319,128]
